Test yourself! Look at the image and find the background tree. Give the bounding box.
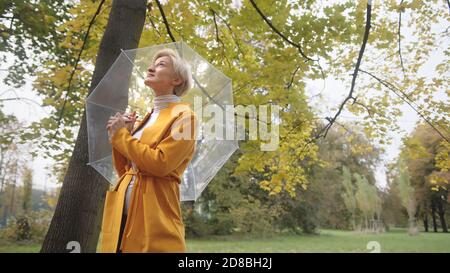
[21,166,32,214]
[396,159,418,235]
[400,123,449,233]
[380,174,407,231]
[341,166,357,230]
[14,165,33,241]
[0,0,71,87]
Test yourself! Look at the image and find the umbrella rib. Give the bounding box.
[87,155,112,166]
[120,47,229,119]
[86,100,125,113]
[122,45,231,117]
[120,49,147,81]
[192,75,226,110]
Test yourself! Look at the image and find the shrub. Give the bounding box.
[0,210,53,243]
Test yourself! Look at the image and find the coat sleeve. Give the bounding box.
[112,147,128,177]
[110,111,197,178]
[111,118,145,177]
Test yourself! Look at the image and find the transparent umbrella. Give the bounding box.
[85,41,238,201]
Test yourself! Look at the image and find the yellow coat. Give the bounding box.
[100,102,197,253]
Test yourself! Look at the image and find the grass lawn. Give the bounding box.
[1,229,449,253]
[187,229,450,253]
[0,240,42,253]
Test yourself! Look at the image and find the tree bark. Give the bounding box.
[40,0,147,253]
[431,201,438,232]
[423,200,429,232]
[9,161,17,217]
[0,147,5,193]
[436,199,448,233]
[423,214,429,232]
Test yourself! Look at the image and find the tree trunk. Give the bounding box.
[431,201,438,232]
[407,217,419,236]
[351,208,356,231]
[423,200,429,232]
[40,0,147,253]
[436,199,448,233]
[0,148,5,193]
[364,215,368,231]
[9,161,17,217]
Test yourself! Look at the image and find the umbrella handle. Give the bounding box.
[123,111,137,122]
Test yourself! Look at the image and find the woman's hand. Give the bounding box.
[107,112,126,142]
[123,111,138,132]
[106,112,138,142]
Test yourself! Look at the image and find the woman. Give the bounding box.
[101,48,197,253]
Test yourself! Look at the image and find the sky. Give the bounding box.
[0,1,448,192]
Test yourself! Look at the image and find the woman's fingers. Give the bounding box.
[106,116,120,129]
[124,116,138,123]
[106,119,115,127]
[107,112,128,130]
[123,112,136,120]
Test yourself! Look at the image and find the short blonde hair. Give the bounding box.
[152,48,193,97]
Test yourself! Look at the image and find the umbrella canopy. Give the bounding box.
[85,41,238,201]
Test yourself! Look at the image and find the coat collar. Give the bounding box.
[130,101,190,135]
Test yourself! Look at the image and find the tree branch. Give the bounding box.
[398,0,406,76]
[155,0,176,42]
[146,2,162,38]
[320,1,373,139]
[8,15,15,31]
[353,100,374,119]
[52,0,106,139]
[283,1,373,158]
[211,8,224,48]
[359,68,449,143]
[1,89,50,114]
[210,8,232,67]
[248,0,325,94]
[285,65,301,89]
[335,121,353,135]
[0,97,42,107]
[209,7,245,58]
[248,0,313,62]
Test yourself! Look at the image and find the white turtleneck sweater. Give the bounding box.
[124,94,181,215]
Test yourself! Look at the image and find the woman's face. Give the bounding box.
[144,56,181,94]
